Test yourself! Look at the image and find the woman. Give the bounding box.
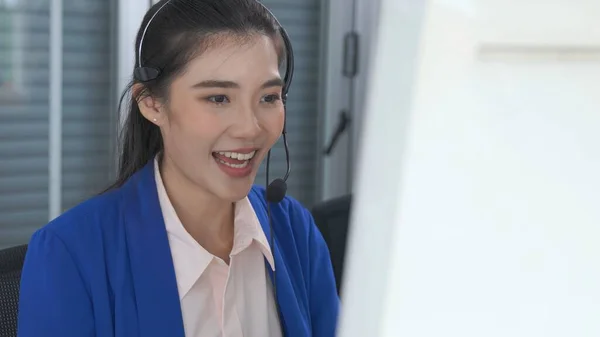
[17,0,339,336]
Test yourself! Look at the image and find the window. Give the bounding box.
[0,0,115,249]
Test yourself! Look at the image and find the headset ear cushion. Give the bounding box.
[134,67,160,82]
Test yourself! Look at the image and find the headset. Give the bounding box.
[133,0,293,331]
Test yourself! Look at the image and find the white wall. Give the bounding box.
[341,0,600,336]
[117,0,149,128]
[317,0,354,201]
[348,0,380,174]
[318,0,381,202]
[108,0,148,176]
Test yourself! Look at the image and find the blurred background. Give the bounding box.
[0,0,374,249]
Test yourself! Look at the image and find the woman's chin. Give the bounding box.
[211,173,258,202]
[217,185,254,202]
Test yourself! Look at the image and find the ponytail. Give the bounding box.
[104,85,163,191]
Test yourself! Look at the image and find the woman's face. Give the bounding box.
[142,34,285,202]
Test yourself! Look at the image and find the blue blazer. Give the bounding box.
[18,161,339,337]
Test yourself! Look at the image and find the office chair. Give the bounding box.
[0,244,27,337]
[311,195,352,294]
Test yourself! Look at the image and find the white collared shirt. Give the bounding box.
[154,159,282,337]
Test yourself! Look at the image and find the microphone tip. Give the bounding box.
[266,179,287,203]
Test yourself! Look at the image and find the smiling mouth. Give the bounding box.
[211,150,257,168]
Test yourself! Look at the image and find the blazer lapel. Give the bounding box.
[249,189,309,337]
[122,161,185,337]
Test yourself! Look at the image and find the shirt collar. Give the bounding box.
[233,196,275,270]
[154,157,275,299]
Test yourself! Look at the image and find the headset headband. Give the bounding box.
[133,0,294,100]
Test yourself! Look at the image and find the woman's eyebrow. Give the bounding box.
[260,77,284,89]
[191,80,238,89]
[190,77,283,89]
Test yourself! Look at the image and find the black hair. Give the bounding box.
[106,0,286,190]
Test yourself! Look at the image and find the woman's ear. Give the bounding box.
[133,83,165,125]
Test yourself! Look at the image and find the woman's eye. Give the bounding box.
[207,95,229,104]
[261,94,281,104]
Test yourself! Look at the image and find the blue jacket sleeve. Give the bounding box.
[305,208,340,336]
[18,228,94,337]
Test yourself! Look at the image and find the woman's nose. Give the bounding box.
[230,107,261,139]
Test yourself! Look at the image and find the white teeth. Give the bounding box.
[216,150,256,160]
[216,158,250,168]
[214,150,257,170]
